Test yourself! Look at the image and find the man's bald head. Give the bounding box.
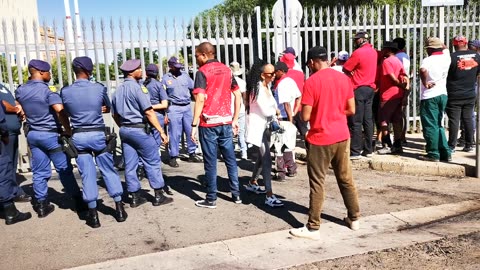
[195,42,216,67]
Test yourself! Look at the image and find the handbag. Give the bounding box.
[269,120,281,132]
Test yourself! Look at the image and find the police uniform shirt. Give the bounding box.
[0,102,7,133]
[61,79,109,128]
[112,78,152,125]
[0,84,21,135]
[161,71,194,106]
[146,78,168,113]
[15,80,62,131]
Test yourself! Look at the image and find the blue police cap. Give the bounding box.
[28,59,51,72]
[72,56,94,73]
[146,64,159,76]
[120,59,141,73]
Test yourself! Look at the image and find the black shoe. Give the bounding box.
[34,200,55,218]
[152,189,173,206]
[86,208,101,228]
[73,196,88,213]
[168,158,179,168]
[272,174,286,182]
[4,203,32,225]
[188,153,203,163]
[232,195,242,204]
[286,172,297,178]
[14,193,32,203]
[163,185,174,196]
[462,146,474,153]
[130,191,148,208]
[195,199,217,209]
[115,201,128,222]
[418,155,440,162]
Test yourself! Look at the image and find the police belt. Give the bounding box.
[170,102,190,106]
[122,123,146,128]
[72,127,105,134]
[29,127,60,133]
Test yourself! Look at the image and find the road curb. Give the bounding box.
[68,199,480,270]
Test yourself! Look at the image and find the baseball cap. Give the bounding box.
[168,57,184,68]
[453,35,468,46]
[338,51,349,61]
[283,47,296,56]
[353,31,369,39]
[72,56,94,73]
[274,61,288,73]
[470,39,480,48]
[306,46,328,63]
[425,37,443,49]
[382,41,399,51]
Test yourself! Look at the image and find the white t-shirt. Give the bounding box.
[420,51,451,100]
[396,51,411,77]
[331,65,344,73]
[231,76,246,114]
[276,77,301,118]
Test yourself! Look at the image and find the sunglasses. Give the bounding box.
[263,72,275,76]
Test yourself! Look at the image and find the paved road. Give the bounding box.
[1,152,480,270]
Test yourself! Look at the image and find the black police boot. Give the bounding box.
[86,208,101,228]
[14,193,32,203]
[73,196,88,213]
[130,192,147,208]
[4,202,32,225]
[115,201,128,222]
[34,200,55,218]
[152,189,173,206]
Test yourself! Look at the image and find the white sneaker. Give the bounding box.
[245,183,266,194]
[265,195,284,207]
[289,226,320,240]
[344,217,360,231]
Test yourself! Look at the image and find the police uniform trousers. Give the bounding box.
[5,134,26,196]
[27,130,81,201]
[119,127,165,193]
[72,131,123,204]
[0,142,18,203]
[151,112,165,148]
[168,104,196,157]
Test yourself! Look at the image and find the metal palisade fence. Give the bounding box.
[1,4,480,170]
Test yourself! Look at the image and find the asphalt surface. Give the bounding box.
[1,150,480,270]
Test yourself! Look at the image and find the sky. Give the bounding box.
[37,0,224,22]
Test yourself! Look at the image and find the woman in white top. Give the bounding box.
[245,61,284,207]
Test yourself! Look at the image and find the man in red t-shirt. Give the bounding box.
[343,31,378,159]
[377,41,409,155]
[289,46,360,240]
[191,42,242,209]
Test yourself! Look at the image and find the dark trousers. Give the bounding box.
[349,86,375,156]
[446,98,476,149]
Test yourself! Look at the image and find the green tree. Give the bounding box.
[51,55,74,86]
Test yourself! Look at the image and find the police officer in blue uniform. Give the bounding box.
[0,103,32,225]
[15,59,84,218]
[112,59,173,208]
[161,57,202,167]
[0,83,31,202]
[61,56,127,228]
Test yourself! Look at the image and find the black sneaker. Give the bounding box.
[188,153,203,163]
[168,158,179,168]
[418,155,439,162]
[462,146,474,153]
[195,199,217,209]
[232,195,242,204]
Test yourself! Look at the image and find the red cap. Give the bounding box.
[453,35,468,46]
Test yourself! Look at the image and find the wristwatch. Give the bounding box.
[191,123,198,127]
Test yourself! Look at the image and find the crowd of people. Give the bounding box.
[0,33,479,240]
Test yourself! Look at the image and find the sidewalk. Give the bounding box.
[70,200,480,270]
[296,133,477,177]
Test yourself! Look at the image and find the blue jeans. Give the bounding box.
[27,131,81,201]
[72,131,123,207]
[237,113,247,156]
[120,127,165,193]
[198,125,240,201]
[168,105,197,157]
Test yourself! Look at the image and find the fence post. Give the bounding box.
[438,6,445,42]
[384,4,390,41]
[255,6,263,60]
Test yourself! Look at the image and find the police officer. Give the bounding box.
[0,83,31,202]
[0,103,32,225]
[144,64,168,148]
[15,59,84,218]
[161,57,202,167]
[112,59,173,208]
[61,56,127,228]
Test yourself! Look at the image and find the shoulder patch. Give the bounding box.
[141,85,149,94]
[48,85,58,92]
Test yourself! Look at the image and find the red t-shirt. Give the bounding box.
[302,68,354,146]
[379,55,406,101]
[286,69,304,112]
[343,43,378,89]
[193,60,239,127]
